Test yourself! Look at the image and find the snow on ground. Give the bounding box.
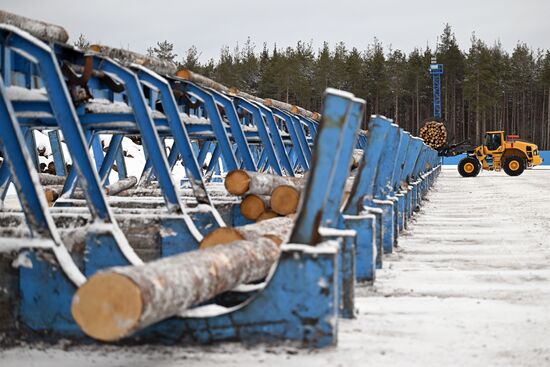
[2,167,550,366]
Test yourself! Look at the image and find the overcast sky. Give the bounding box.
[1,0,549,61]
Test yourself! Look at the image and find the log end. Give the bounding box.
[240,195,267,220]
[200,227,246,249]
[224,170,251,195]
[257,210,279,222]
[176,69,191,79]
[270,185,300,215]
[44,188,59,207]
[89,44,103,53]
[71,273,142,342]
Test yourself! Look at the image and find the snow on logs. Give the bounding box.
[71,236,281,341]
[176,69,232,95]
[89,45,178,76]
[0,10,69,43]
[263,98,321,121]
[419,121,448,149]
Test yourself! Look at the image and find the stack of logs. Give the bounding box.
[225,170,305,222]
[223,151,363,225]
[419,121,447,149]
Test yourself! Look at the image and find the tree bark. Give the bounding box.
[39,173,65,186]
[0,10,69,43]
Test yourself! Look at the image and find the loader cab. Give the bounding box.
[483,131,505,153]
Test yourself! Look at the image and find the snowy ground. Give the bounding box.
[2,166,550,366]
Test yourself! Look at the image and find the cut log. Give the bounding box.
[224,170,306,196]
[257,210,279,222]
[89,45,178,76]
[264,98,321,121]
[105,176,137,196]
[0,10,69,43]
[199,217,293,249]
[44,188,58,207]
[227,87,265,105]
[176,69,230,94]
[240,194,270,220]
[39,173,65,186]
[45,177,137,203]
[71,237,280,341]
[270,185,300,215]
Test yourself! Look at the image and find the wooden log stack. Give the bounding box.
[419,121,447,149]
[224,170,306,221]
[71,236,281,341]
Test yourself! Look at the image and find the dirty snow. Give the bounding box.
[2,167,550,366]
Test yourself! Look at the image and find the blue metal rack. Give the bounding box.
[0,14,442,349]
[429,57,444,120]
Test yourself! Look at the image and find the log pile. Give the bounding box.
[224,170,306,221]
[71,236,281,341]
[419,121,447,149]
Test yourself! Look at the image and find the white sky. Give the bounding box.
[1,0,549,61]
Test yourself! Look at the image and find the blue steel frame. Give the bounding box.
[430,62,444,120]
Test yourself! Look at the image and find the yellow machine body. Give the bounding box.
[458,131,543,177]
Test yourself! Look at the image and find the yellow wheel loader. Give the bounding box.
[440,131,543,177]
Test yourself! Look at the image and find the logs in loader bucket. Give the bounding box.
[0,10,441,347]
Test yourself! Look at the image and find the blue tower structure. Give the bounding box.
[429,57,444,120]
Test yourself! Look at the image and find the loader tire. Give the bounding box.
[458,156,481,177]
[503,155,525,176]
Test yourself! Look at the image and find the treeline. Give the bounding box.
[146,25,550,148]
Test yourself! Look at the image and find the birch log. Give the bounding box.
[0,10,69,43]
[224,170,306,196]
[228,87,265,105]
[105,176,138,195]
[71,237,280,342]
[200,216,293,248]
[39,173,65,186]
[44,177,137,202]
[89,45,178,76]
[176,69,230,94]
[264,98,321,121]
